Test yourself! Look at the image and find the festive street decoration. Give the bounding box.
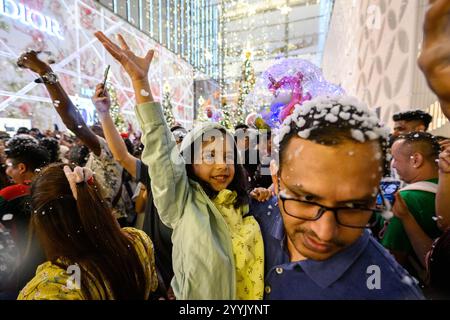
[244,58,345,129]
[105,83,127,132]
[162,83,176,127]
[236,51,255,122]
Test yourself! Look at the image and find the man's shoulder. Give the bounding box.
[400,186,436,215]
[357,235,424,299]
[249,197,280,227]
[400,179,438,198]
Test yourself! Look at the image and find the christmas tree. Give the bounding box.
[236,51,255,123]
[106,83,126,132]
[196,96,210,123]
[219,98,234,129]
[162,87,176,127]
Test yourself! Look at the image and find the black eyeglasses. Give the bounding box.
[277,176,389,229]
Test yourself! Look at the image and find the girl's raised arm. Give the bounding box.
[95,31,189,228]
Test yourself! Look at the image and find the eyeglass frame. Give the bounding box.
[276,175,390,229]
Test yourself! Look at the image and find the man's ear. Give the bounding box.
[270,159,279,194]
[17,163,27,175]
[410,152,425,168]
[415,124,426,132]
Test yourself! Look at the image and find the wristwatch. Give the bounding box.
[35,71,58,85]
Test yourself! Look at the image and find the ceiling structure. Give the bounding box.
[221,0,334,103]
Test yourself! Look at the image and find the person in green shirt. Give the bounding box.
[383,132,442,279]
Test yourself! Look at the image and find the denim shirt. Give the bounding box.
[251,197,424,300]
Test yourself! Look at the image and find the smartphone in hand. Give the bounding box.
[102,65,110,94]
[376,178,401,207]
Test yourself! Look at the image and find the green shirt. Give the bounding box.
[381,178,441,256]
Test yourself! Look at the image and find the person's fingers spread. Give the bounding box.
[145,49,155,64]
[424,0,450,36]
[73,166,85,183]
[94,87,104,96]
[102,42,123,61]
[94,31,115,45]
[95,32,123,57]
[440,156,450,167]
[63,165,73,176]
[117,34,130,51]
[418,45,450,73]
[83,167,93,181]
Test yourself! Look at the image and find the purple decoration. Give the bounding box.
[243,58,345,129]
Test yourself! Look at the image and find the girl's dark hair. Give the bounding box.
[427,229,450,299]
[39,138,60,163]
[30,163,148,299]
[67,144,90,166]
[185,129,249,209]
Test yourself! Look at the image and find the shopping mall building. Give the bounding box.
[0,0,448,137]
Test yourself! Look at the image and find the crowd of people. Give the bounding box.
[0,0,450,300]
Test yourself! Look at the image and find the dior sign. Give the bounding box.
[0,0,64,40]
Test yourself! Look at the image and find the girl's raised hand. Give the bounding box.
[94,31,154,81]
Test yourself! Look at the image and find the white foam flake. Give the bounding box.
[2,214,13,221]
[298,129,311,139]
[330,105,340,115]
[277,95,388,144]
[140,89,150,97]
[401,276,413,286]
[351,129,365,143]
[381,210,393,220]
[325,113,338,123]
[339,111,351,120]
[294,117,306,128]
[365,130,378,140]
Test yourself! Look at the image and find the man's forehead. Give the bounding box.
[283,136,381,159]
[281,137,382,185]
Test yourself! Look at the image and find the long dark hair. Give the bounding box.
[185,128,249,209]
[30,163,148,299]
[427,228,450,299]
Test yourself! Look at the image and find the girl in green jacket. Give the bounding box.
[95,31,265,300]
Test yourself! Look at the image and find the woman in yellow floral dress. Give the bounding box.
[17,163,157,300]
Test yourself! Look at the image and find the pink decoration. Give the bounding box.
[268,72,312,121]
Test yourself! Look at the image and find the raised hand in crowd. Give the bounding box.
[94,32,154,104]
[436,139,450,230]
[418,0,450,120]
[250,187,272,202]
[392,192,433,268]
[92,83,138,178]
[16,50,102,156]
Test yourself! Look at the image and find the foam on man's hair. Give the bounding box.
[275,95,390,145]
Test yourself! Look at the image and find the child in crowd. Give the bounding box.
[18,163,157,300]
[95,31,264,300]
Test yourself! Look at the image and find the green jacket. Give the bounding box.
[135,102,237,299]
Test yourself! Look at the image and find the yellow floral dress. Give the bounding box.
[17,228,157,300]
[212,189,264,300]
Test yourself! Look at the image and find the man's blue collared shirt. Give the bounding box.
[251,197,424,300]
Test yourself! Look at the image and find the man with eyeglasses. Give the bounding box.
[250,96,424,299]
